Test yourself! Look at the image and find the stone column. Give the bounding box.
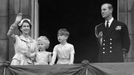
[118,0,134,62]
[31,0,39,39]
[0,0,9,63]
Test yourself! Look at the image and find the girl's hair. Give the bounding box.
[58,28,70,37]
[37,36,50,49]
[18,18,32,32]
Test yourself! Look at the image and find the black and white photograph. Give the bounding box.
[0,0,134,75]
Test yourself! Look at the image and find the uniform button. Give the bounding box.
[110,47,112,49]
[103,43,105,46]
[110,42,112,45]
[110,50,112,53]
[103,47,105,50]
[103,40,105,42]
[102,51,105,54]
[110,38,112,41]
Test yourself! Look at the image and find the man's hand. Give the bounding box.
[98,31,103,38]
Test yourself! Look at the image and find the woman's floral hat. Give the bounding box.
[18,18,31,26]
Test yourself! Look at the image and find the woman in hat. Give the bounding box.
[7,13,37,65]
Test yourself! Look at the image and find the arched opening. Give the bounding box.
[38,0,117,63]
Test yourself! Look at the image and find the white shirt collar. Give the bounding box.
[105,17,114,27]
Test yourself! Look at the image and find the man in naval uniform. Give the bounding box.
[95,3,130,62]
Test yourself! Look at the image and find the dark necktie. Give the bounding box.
[106,21,109,28]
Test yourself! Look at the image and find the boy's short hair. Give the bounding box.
[37,36,50,48]
[58,28,70,37]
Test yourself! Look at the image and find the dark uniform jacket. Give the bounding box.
[95,20,130,62]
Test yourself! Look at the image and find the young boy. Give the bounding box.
[50,28,75,65]
[34,36,52,65]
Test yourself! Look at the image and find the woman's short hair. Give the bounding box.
[18,18,32,32]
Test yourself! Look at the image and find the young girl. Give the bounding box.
[50,28,75,65]
[34,36,52,65]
